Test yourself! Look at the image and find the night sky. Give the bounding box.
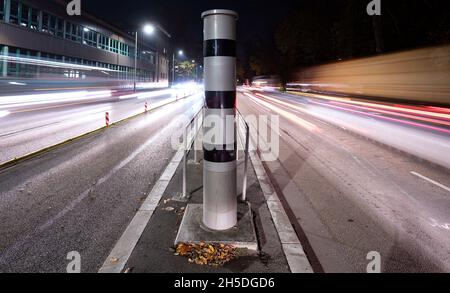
[82,0,450,79]
[84,0,299,61]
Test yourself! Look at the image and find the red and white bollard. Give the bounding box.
[105,112,110,127]
[145,102,148,112]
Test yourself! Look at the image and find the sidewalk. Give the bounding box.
[100,119,312,273]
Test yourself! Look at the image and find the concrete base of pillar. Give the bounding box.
[174,202,258,251]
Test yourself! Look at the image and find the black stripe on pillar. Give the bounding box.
[204,147,237,163]
[205,91,236,109]
[204,39,236,57]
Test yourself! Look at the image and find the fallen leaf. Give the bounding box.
[174,243,238,266]
[110,257,119,263]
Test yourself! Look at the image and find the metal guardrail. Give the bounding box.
[182,107,250,202]
[182,105,205,199]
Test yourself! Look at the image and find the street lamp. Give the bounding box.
[172,49,184,85]
[132,23,171,92]
[143,24,155,35]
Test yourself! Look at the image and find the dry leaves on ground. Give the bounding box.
[175,243,237,266]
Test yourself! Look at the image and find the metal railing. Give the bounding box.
[182,105,205,199]
[181,107,250,202]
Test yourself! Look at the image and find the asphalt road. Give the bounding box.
[0,87,195,164]
[0,93,204,272]
[238,89,450,273]
[1,85,449,273]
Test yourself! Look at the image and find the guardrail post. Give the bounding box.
[242,123,250,201]
[182,126,188,199]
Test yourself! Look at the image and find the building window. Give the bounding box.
[65,22,81,43]
[119,42,129,56]
[48,15,56,35]
[20,3,29,27]
[0,0,5,21]
[72,23,81,42]
[10,0,19,24]
[98,34,110,51]
[30,7,39,30]
[56,18,64,38]
[83,28,97,47]
[110,39,119,53]
[65,22,71,39]
[42,12,49,33]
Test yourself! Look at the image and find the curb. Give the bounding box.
[98,116,198,273]
[239,116,314,273]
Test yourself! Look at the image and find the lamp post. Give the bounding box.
[134,25,155,92]
[134,24,171,92]
[134,30,139,92]
[172,50,184,86]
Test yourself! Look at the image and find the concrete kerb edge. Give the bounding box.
[242,120,314,273]
[98,105,200,273]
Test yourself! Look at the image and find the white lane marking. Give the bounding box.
[410,172,450,193]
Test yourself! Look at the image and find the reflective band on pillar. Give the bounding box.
[202,9,238,231]
[204,147,237,163]
[204,39,236,57]
[205,91,236,109]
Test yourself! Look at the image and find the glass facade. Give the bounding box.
[0,0,154,61]
[83,28,97,47]
[0,0,167,81]
[0,0,5,21]
[0,44,154,81]
[9,0,19,24]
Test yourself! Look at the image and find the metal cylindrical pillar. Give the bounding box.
[202,9,238,231]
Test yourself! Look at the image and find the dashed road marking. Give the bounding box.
[411,171,450,193]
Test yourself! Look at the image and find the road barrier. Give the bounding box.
[145,102,148,113]
[105,112,110,127]
[182,106,205,199]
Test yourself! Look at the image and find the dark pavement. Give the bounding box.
[238,89,450,272]
[0,94,203,272]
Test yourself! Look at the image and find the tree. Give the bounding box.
[176,61,195,81]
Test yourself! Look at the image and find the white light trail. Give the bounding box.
[0,90,113,109]
[0,110,10,118]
